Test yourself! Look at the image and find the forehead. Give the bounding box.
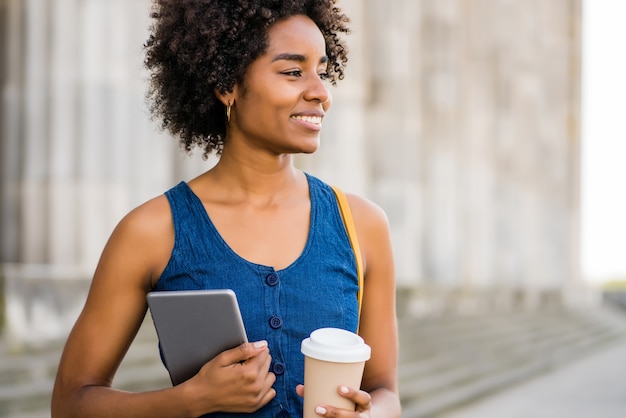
[265,15,326,58]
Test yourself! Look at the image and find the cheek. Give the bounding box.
[237,82,311,126]
[247,87,294,116]
[236,97,286,132]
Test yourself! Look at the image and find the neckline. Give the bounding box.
[181,173,316,273]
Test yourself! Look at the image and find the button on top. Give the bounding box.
[266,273,279,286]
[269,316,283,329]
[272,362,286,375]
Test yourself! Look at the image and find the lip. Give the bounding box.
[290,110,325,131]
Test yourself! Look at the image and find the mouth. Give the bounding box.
[290,115,323,126]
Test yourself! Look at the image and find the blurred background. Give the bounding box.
[1,0,625,417]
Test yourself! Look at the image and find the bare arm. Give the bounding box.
[51,196,275,417]
[353,194,401,418]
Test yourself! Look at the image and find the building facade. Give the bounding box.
[0,0,582,347]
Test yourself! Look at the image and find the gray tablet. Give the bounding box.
[147,289,248,386]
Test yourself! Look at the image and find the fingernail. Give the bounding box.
[315,406,327,415]
[340,385,349,394]
[254,340,268,348]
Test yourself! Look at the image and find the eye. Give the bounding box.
[282,70,303,77]
[318,72,329,80]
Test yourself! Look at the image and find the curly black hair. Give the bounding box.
[144,0,350,158]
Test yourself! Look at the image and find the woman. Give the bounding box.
[52,1,400,417]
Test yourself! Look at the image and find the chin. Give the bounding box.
[289,136,320,155]
[299,142,320,154]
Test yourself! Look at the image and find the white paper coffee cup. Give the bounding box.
[301,328,371,417]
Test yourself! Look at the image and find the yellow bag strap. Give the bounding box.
[331,185,364,325]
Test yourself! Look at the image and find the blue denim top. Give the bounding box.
[154,173,359,418]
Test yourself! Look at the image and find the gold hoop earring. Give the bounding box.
[226,102,232,123]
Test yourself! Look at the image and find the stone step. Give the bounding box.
[1,306,624,418]
[398,307,626,417]
[400,314,623,369]
[0,354,170,417]
[399,309,620,354]
[0,318,168,417]
[399,329,619,404]
[400,334,622,418]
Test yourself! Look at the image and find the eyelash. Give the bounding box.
[282,70,329,80]
[283,70,303,77]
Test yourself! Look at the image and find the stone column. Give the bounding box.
[49,0,79,266]
[1,0,24,264]
[362,0,424,287]
[410,0,581,311]
[21,0,51,265]
[0,0,214,348]
[419,0,463,289]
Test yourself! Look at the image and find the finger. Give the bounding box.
[264,368,277,389]
[261,387,277,406]
[259,350,272,373]
[315,402,365,418]
[338,386,371,412]
[314,405,340,418]
[296,384,304,397]
[217,341,268,366]
[254,372,276,409]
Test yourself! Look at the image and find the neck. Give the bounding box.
[204,145,303,202]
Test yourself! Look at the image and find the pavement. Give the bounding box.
[440,338,626,418]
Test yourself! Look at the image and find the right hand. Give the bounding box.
[183,340,276,415]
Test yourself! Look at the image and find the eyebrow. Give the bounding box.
[271,53,329,64]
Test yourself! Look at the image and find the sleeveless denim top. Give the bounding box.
[155,173,359,418]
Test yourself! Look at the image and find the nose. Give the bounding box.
[303,74,331,106]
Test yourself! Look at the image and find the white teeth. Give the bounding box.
[291,115,322,124]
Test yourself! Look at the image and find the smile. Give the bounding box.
[290,115,323,125]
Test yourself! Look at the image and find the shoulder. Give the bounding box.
[306,174,390,240]
[104,193,174,284]
[308,174,387,226]
[115,194,173,241]
[344,193,390,234]
[341,193,392,276]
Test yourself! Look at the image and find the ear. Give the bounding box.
[214,88,236,107]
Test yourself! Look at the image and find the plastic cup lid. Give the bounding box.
[301,327,371,363]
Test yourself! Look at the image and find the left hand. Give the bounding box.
[296,384,372,417]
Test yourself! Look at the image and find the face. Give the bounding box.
[225,15,332,155]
